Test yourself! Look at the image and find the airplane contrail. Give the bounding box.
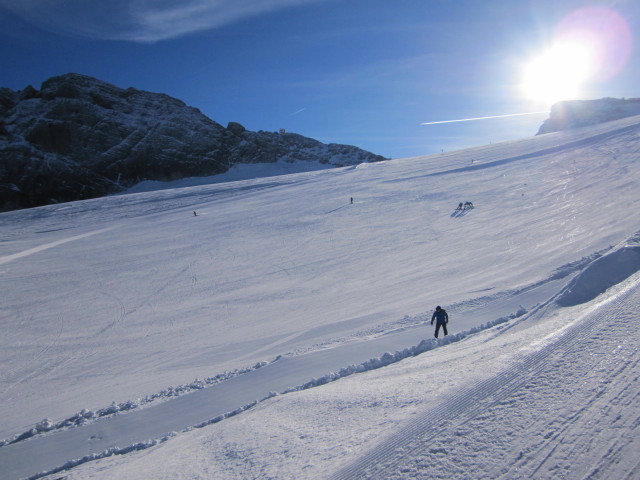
[420,111,549,125]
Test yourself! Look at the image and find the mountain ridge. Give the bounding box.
[537,97,640,135]
[0,73,386,211]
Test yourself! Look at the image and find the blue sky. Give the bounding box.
[1,0,638,158]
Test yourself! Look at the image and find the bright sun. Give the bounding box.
[521,41,594,106]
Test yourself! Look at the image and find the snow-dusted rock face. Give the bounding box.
[537,97,640,135]
[0,73,385,211]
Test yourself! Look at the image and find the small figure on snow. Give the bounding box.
[431,305,449,338]
[457,202,464,210]
[351,197,354,204]
[464,201,474,210]
[193,211,198,217]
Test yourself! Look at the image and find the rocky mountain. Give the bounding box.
[537,97,640,135]
[0,73,386,211]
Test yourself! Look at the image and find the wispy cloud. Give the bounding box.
[0,0,329,43]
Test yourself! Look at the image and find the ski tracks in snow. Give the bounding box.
[331,278,640,480]
[0,227,117,266]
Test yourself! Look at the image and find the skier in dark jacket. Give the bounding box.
[431,306,449,338]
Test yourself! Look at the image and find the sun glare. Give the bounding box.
[520,7,633,107]
[521,41,593,106]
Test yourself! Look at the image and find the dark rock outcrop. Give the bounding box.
[0,73,386,211]
[537,98,640,135]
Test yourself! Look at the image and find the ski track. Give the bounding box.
[330,277,640,480]
[0,227,116,266]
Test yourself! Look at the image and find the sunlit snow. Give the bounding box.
[1,115,640,480]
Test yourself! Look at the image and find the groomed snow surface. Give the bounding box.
[1,115,640,479]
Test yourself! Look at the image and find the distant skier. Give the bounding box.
[431,305,449,338]
[193,211,197,217]
[457,202,463,210]
[351,197,354,204]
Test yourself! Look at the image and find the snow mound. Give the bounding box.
[555,245,640,307]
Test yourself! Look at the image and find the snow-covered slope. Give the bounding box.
[1,115,640,479]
